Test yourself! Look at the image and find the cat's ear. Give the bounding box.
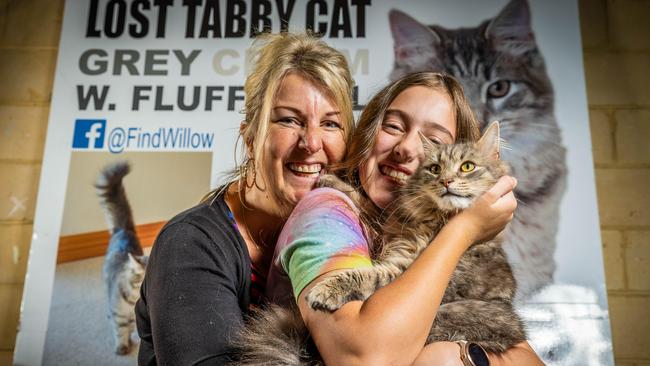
[127,253,138,266]
[389,10,440,65]
[419,132,437,156]
[128,253,146,268]
[477,121,501,160]
[485,0,536,55]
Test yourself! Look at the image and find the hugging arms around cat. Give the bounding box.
[307,122,526,353]
[234,72,543,365]
[237,121,538,366]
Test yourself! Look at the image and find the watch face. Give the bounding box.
[468,343,490,366]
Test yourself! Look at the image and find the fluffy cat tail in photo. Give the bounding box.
[232,305,322,366]
[95,161,142,254]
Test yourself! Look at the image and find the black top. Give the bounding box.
[136,192,251,365]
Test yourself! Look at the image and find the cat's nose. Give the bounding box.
[442,179,453,188]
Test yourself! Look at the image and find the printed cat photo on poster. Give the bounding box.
[96,161,148,355]
[388,0,567,300]
[42,152,212,365]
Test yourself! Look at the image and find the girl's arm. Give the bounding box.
[297,176,518,366]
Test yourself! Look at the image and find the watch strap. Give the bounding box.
[456,341,473,366]
[456,340,490,366]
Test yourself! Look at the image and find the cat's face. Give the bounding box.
[406,123,508,212]
[419,145,497,212]
[389,0,561,182]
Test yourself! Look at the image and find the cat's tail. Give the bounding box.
[231,304,322,366]
[95,161,138,237]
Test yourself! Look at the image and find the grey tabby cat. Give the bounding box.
[307,122,526,352]
[389,0,567,300]
[232,123,525,365]
[96,161,148,355]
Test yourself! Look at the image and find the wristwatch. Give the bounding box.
[456,340,490,366]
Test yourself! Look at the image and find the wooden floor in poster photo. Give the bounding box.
[44,151,212,365]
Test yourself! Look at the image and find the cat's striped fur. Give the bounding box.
[96,161,148,355]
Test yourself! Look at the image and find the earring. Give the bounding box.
[244,159,257,189]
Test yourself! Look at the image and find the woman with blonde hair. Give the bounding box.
[135,32,354,365]
[265,72,544,365]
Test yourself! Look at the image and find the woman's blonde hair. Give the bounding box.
[239,32,354,187]
[338,72,480,187]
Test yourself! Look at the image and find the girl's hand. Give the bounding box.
[453,175,517,245]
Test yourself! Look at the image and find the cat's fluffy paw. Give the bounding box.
[305,282,350,312]
[306,273,372,312]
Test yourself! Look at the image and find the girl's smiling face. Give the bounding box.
[360,86,457,209]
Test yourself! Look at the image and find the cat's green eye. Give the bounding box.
[460,162,476,172]
[430,164,441,174]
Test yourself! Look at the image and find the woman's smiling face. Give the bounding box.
[359,86,457,209]
[258,72,347,211]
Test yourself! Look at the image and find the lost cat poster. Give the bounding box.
[15,0,613,365]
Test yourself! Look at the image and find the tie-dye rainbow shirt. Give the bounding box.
[267,187,373,302]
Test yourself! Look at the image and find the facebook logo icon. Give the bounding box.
[72,119,106,149]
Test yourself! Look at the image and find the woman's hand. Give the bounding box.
[453,175,518,245]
